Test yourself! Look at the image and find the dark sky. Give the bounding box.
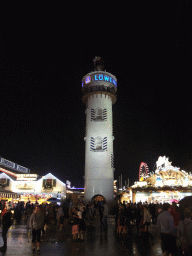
[0,2,192,188]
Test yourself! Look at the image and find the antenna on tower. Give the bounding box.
[93,56,104,71]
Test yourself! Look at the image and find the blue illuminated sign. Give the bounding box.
[85,76,91,84]
[94,74,117,87]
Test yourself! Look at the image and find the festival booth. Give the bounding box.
[35,173,66,200]
[0,157,66,203]
[130,156,192,204]
[12,173,66,203]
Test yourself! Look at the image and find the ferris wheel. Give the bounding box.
[139,162,149,181]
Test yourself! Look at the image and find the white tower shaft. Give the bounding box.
[84,93,114,204]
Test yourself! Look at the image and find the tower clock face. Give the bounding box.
[85,76,91,84]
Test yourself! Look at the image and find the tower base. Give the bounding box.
[84,178,115,213]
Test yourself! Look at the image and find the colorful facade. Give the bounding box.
[130,156,192,203]
[0,162,66,202]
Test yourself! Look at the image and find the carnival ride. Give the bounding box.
[139,162,149,181]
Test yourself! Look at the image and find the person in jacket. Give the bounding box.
[103,203,108,229]
[157,203,176,256]
[143,206,151,232]
[177,208,192,256]
[30,205,44,254]
[71,208,80,241]
[169,202,180,228]
[77,207,84,241]
[57,206,64,231]
[0,207,12,252]
[117,204,125,237]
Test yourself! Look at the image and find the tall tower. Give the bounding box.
[82,57,117,208]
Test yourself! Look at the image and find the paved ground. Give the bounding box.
[0,216,163,256]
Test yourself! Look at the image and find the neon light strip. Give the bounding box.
[70,188,84,190]
[0,168,17,178]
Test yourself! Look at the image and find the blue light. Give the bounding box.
[99,75,103,80]
[70,188,84,189]
[85,76,91,84]
[94,74,117,87]
[104,76,109,82]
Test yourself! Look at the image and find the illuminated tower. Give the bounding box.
[82,57,117,208]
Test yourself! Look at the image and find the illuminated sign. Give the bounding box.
[17,165,29,173]
[15,181,35,190]
[85,76,91,84]
[94,74,117,87]
[16,174,37,181]
[0,156,29,174]
[1,158,15,169]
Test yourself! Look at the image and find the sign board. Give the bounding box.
[16,174,37,181]
[0,156,30,174]
[15,181,35,191]
[82,71,117,88]
[0,158,15,169]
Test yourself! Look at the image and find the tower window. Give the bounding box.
[96,108,103,120]
[91,108,107,121]
[95,137,102,150]
[90,137,107,152]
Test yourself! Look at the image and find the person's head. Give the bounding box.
[119,204,124,209]
[184,208,192,219]
[162,203,170,211]
[35,206,40,213]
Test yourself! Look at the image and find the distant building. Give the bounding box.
[0,156,66,201]
[130,156,192,203]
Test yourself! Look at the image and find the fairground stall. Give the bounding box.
[0,156,66,203]
[130,156,192,204]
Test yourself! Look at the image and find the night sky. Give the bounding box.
[0,3,192,188]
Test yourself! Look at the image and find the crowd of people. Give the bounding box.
[113,201,192,256]
[0,199,192,255]
[0,199,108,253]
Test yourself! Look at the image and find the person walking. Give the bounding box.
[103,203,108,229]
[157,203,176,256]
[57,205,64,231]
[0,207,12,252]
[143,205,151,232]
[70,208,80,242]
[77,208,84,241]
[177,208,192,256]
[30,205,44,254]
[98,202,104,227]
[117,204,125,238]
[170,202,180,228]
